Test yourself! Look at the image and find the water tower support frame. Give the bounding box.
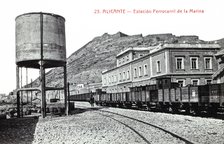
[15,12,68,118]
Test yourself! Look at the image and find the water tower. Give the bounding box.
[15,12,68,118]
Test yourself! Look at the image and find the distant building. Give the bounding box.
[102,42,221,94]
[212,49,224,83]
[69,83,102,95]
[88,83,102,93]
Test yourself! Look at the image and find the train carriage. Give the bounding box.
[70,80,224,115]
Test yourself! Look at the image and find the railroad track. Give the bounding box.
[98,112,151,144]
[98,110,195,144]
[77,105,195,144]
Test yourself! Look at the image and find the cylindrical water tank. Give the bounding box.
[16,12,66,68]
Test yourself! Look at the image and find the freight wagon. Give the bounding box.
[96,78,224,115]
[69,89,105,102]
[70,78,224,115]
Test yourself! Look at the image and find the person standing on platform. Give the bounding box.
[89,92,95,107]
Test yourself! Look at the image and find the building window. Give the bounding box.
[123,72,126,80]
[144,64,148,75]
[176,57,184,70]
[157,61,161,73]
[127,55,129,61]
[206,79,212,85]
[127,71,130,80]
[103,77,106,85]
[119,73,122,81]
[108,76,110,83]
[190,57,198,70]
[139,66,142,77]
[119,59,121,65]
[133,52,136,59]
[176,79,185,87]
[204,57,212,69]
[191,79,199,86]
[134,68,137,78]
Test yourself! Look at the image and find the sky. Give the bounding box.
[0,0,224,94]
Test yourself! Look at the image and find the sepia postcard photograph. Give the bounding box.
[0,0,224,143]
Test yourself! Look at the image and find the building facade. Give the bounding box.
[212,49,224,83]
[102,43,221,94]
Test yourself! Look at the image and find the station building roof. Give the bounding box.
[117,43,221,58]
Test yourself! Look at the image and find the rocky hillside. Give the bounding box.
[217,38,224,48]
[31,32,222,88]
[43,32,145,87]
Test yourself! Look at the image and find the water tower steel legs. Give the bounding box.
[20,68,23,118]
[67,82,70,115]
[39,64,67,118]
[16,65,68,118]
[64,65,68,116]
[40,61,46,118]
[40,12,46,118]
[16,66,20,118]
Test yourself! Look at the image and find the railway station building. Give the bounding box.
[102,40,221,94]
[212,49,224,83]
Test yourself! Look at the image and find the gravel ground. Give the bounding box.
[32,102,224,144]
[100,107,224,144]
[98,111,184,144]
[1,102,223,144]
[0,117,38,144]
[33,109,146,144]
